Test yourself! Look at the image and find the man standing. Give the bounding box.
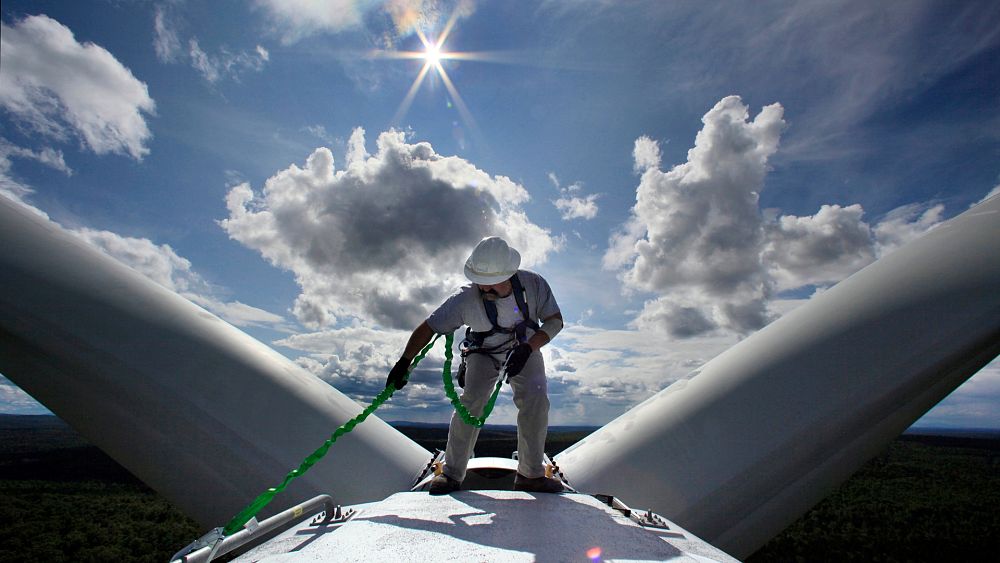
[386,236,565,495]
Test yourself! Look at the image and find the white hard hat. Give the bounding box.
[464,236,521,285]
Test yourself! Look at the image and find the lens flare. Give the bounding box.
[424,42,443,67]
[370,8,496,148]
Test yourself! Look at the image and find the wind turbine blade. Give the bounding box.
[0,197,430,528]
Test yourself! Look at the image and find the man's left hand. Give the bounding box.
[386,357,411,390]
[505,343,533,377]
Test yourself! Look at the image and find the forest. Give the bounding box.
[1,415,997,562]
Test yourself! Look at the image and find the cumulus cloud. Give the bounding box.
[277,327,466,419]
[549,172,600,221]
[554,194,599,220]
[606,96,784,337]
[0,14,155,160]
[873,202,945,258]
[73,228,285,329]
[221,127,558,330]
[632,135,661,173]
[763,204,876,290]
[606,95,955,338]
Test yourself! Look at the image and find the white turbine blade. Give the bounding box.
[555,195,1000,558]
[0,197,429,528]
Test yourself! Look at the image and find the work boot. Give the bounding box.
[513,473,565,493]
[428,474,461,495]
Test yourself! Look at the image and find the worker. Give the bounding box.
[386,236,565,495]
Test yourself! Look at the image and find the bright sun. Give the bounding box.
[378,13,486,132]
[424,43,443,66]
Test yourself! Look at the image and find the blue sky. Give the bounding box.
[1,0,997,428]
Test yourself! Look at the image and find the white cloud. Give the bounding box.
[0,138,73,202]
[0,15,155,160]
[763,204,876,290]
[273,323,692,426]
[188,296,286,327]
[75,228,196,292]
[188,39,269,84]
[188,39,219,83]
[606,96,784,337]
[345,126,369,165]
[554,193,600,220]
[302,125,335,144]
[73,227,285,329]
[221,127,559,330]
[153,4,182,62]
[154,5,269,84]
[255,0,365,41]
[873,202,945,258]
[632,135,661,173]
[549,174,600,221]
[0,160,33,203]
[606,96,960,338]
[277,326,466,420]
[609,100,959,338]
[542,323,743,424]
[763,199,951,291]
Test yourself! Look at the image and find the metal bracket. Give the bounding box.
[636,509,671,529]
[592,494,672,530]
[310,504,355,526]
[169,527,224,562]
[411,450,445,488]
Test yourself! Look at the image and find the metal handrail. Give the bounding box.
[171,494,339,562]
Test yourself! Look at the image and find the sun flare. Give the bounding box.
[424,42,443,67]
[370,10,492,142]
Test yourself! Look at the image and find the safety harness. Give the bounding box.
[457,272,539,387]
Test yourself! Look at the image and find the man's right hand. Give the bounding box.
[504,343,533,378]
[386,357,411,390]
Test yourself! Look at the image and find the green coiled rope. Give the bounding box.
[221,330,504,536]
[440,332,505,427]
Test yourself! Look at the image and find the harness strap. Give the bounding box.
[468,272,539,346]
[458,273,542,387]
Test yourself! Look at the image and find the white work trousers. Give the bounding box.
[443,348,549,482]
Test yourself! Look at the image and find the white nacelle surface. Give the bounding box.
[234,490,738,562]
